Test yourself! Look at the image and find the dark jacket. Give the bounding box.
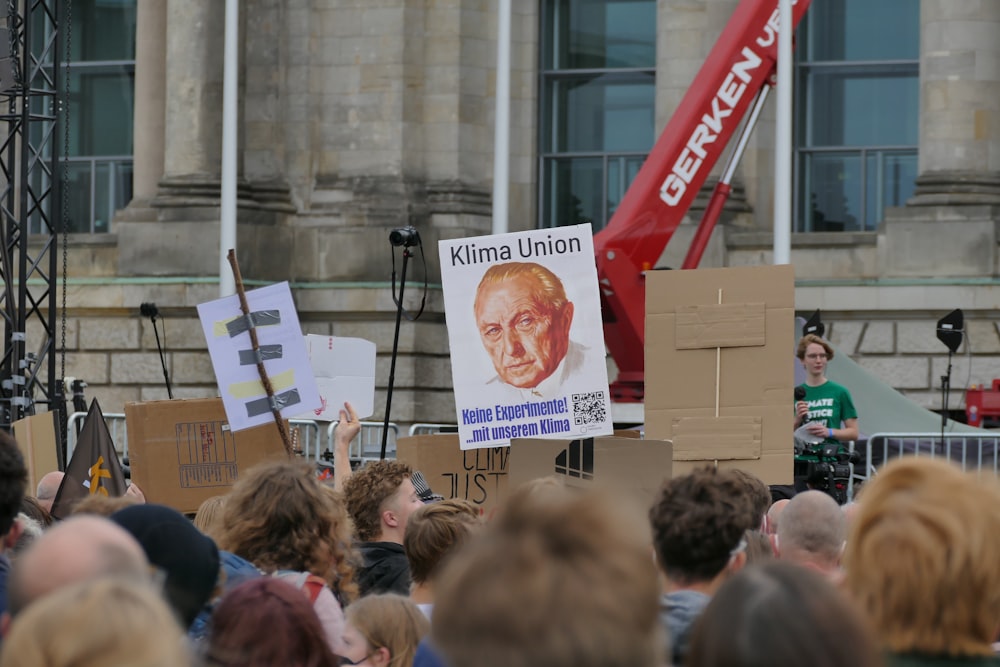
[356,541,410,597]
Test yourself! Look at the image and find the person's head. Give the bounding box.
[648,466,754,587]
[34,470,63,514]
[765,498,790,535]
[8,514,43,559]
[687,561,880,667]
[797,334,834,378]
[473,262,575,389]
[220,460,357,602]
[205,577,337,667]
[70,492,140,517]
[0,432,27,539]
[110,503,221,629]
[342,459,422,544]
[433,487,663,667]
[341,594,429,667]
[775,490,845,573]
[844,457,1000,657]
[7,514,149,618]
[1,577,192,667]
[729,468,771,531]
[403,498,481,588]
[193,495,228,542]
[18,496,51,529]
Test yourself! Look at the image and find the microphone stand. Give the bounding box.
[940,349,953,447]
[381,247,411,460]
[142,303,173,399]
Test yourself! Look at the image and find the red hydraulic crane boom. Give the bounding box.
[594,0,810,402]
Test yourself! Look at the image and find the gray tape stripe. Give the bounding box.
[238,345,283,365]
[244,388,301,417]
[226,310,282,337]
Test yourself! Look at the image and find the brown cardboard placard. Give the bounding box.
[645,265,794,484]
[125,398,289,514]
[676,302,766,349]
[508,436,673,510]
[671,416,762,460]
[12,411,61,493]
[396,434,509,514]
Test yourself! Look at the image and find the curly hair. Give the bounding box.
[218,460,358,604]
[648,466,754,584]
[341,460,412,542]
[0,430,27,536]
[729,468,771,530]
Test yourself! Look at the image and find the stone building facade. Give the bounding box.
[50,0,1000,430]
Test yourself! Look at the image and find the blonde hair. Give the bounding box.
[194,495,228,542]
[346,594,429,667]
[844,458,1000,656]
[0,577,191,667]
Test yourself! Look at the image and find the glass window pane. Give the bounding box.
[543,0,656,70]
[865,150,917,228]
[68,67,135,156]
[805,0,919,62]
[543,73,654,153]
[804,69,918,147]
[64,162,93,234]
[70,0,138,62]
[606,155,645,223]
[542,158,604,230]
[800,153,863,232]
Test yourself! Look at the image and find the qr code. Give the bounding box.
[572,391,607,426]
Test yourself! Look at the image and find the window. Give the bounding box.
[36,0,136,234]
[539,0,656,230]
[795,0,919,232]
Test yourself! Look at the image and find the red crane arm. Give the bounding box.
[593,0,811,401]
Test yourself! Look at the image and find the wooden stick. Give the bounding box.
[226,249,293,458]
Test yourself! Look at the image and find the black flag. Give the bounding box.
[50,398,128,519]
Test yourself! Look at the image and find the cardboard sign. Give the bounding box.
[125,398,289,514]
[508,436,673,510]
[396,434,509,514]
[438,224,613,449]
[197,282,321,432]
[645,265,795,484]
[295,335,376,421]
[12,411,61,493]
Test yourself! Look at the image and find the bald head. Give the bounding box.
[35,472,64,513]
[766,499,790,535]
[8,515,148,617]
[776,491,845,571]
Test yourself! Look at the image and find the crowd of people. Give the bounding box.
[0,388,998,667]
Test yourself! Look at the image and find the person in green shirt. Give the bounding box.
[793,334,859,446]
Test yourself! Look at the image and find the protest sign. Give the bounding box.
[439,224,613,449]
[294,335,376,421]
[198,282,320,432]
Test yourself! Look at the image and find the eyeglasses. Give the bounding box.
[805,353,828,360]
[339,651,377,666]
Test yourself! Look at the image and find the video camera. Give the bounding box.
[794,442,860,505]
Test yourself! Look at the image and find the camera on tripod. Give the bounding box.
[389,226,421,248]
[794,442,860,505]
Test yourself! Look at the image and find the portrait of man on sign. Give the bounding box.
[473,262,585,399]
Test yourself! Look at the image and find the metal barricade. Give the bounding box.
[863,432,1000,481]
[408,423,457,436]
[67,412,129,460]
[323,421,400,465]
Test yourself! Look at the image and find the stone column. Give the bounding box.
[158,0,225,191]
[130,0,166,204]
[910,0,1000,205]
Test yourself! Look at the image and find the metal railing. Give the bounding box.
[408,423,458,437]
[322,421,400,465]
[861,432,1000,480]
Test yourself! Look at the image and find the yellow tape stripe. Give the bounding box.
[227,368,296,399]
